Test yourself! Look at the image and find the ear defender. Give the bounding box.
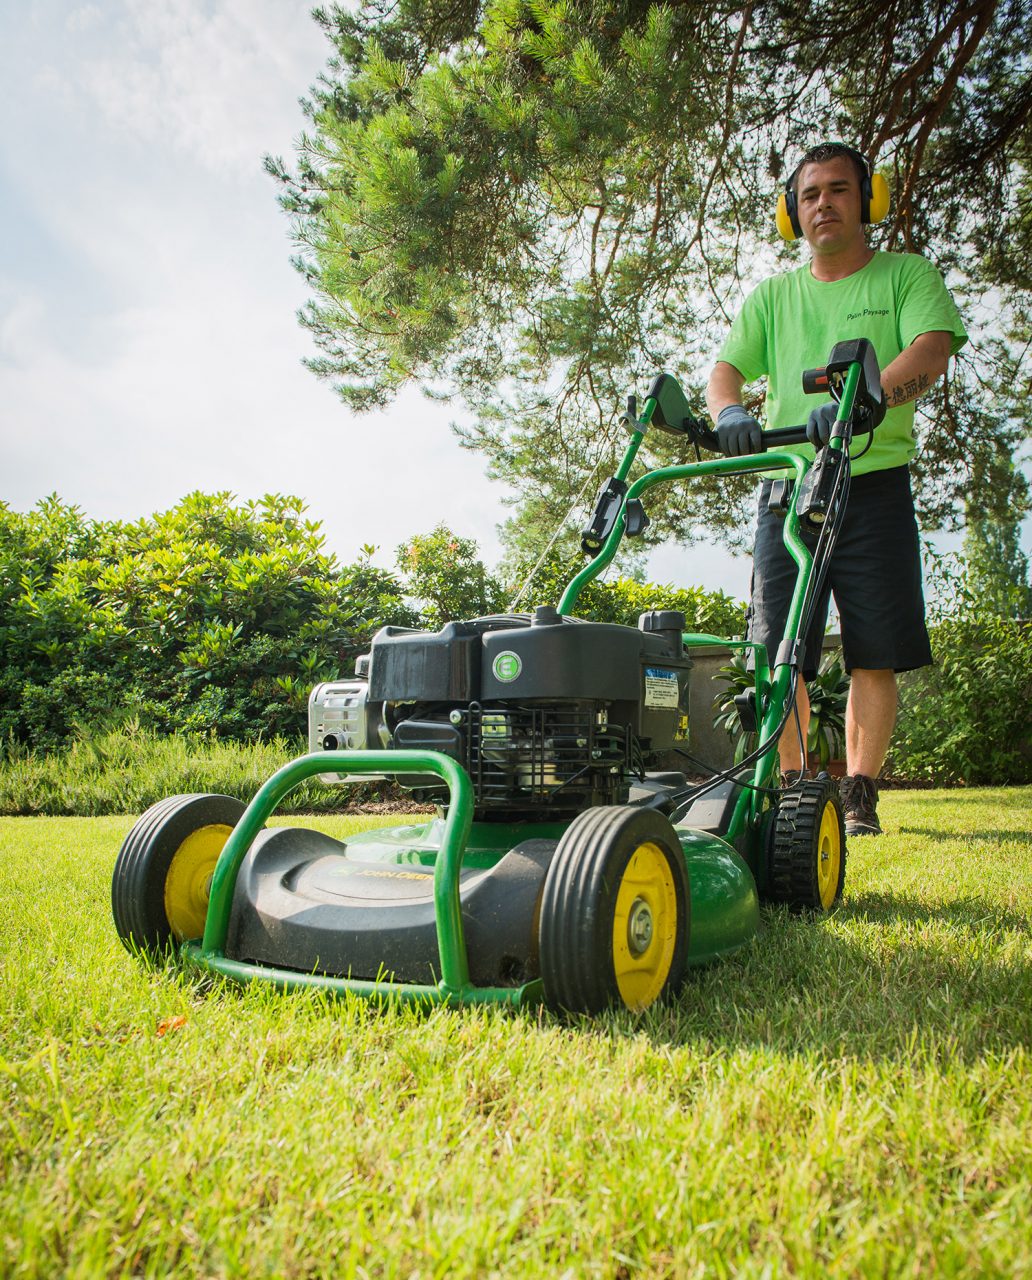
[867,171,890,223]
[776,189,801,241]
[776,148,890,241]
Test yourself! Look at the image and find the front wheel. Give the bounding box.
[112,793,245,957]
[768,777,846,911]
[538,806,690,1014]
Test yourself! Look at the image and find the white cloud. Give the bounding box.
[62,0,322,175]
[0,1,749,602]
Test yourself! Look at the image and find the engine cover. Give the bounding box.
[308,608,692,817]
[366,610,691,747]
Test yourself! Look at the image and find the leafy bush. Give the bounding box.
[2,501,745,760]
[505,547,746,634]
[890,621,1032,785]
[396,524,506,626]
[0,494,416,750]
[888,553,1032,784]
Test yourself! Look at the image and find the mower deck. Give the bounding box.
[188,808,759,1001]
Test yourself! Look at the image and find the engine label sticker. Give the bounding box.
[644,668,679,708]
[493,650,523,682]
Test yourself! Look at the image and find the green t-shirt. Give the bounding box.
[716,251,968,475]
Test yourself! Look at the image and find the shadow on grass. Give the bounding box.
[896,825,1032,847]
[625,894,1032,1063]
[844,890,1030,933]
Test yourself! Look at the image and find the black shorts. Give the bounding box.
[747,465,932,679]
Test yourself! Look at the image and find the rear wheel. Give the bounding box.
[539,807,690,1014]
[768,777,845,911]
[112,794,245,956]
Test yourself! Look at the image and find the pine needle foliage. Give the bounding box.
[268,0,1032,553]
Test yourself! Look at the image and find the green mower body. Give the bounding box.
[113,341,882,1014]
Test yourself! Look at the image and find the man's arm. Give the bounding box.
[881,331,953,407]
[706,361,747,419]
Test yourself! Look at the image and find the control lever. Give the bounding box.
[796,446,844,530]
[581,476,628,557]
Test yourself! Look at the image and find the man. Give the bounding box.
[705,142,967,836]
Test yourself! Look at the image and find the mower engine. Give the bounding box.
[309,606,692,820]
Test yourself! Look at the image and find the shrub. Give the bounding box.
[396,524,506,626]
[0,494,416,750]
[890,614,1032,784]
[505,547,746,634]
[713,650,849,765]
[889,555,1032,784]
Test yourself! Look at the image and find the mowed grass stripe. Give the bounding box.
[1,789,1029,1277]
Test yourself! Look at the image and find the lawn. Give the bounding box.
[2,789,1030,1278]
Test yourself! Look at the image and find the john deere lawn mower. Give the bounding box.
[112,339,885,1014]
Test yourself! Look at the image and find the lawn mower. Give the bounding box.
[112,338,885,1014]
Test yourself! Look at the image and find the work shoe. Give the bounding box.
[779,768,808,789]
[840,774,882,837]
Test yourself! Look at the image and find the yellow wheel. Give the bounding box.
[539,807,690,1014]
[815,800,843,910]
[112,794,245,956]
[768,777,846,911]
[163,822,235,941]
[612,841,680,1009]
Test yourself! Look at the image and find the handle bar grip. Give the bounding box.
[761,424,810,447]
[687,421,809,452]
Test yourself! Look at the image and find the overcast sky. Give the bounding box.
[14,1,1020,616]
[0,0,755,602]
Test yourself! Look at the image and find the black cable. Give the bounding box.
[665,444,855,823]
[666,665,803,820]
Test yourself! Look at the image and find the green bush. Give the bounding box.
[0,494,416,750]
[713,650,849,766]
[396,524,507,626]
[889,558,1032,784]
[505,547,746,634]
[890,614,1032,784]
[2,501,745,762]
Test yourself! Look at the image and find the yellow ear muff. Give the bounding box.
[775,193,799,241]
[868,172,890,223]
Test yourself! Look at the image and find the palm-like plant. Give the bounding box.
[713,651,849,767]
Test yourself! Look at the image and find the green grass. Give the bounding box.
[2,790,1030,1277]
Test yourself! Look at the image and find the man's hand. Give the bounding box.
[805,402,838,450]
[715,405,763,457]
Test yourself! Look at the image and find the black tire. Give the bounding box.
[768,776,846,911]
[538,806,690,1014]
[111,793,245,956]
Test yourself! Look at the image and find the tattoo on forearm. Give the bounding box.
[887,372,930,406]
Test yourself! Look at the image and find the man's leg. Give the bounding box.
[845,668,897,777]
[827,468,931,838]
[840,668,897,837]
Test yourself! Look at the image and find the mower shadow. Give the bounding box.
[621,890,1032,1063]
[843,889,1030,934]
[897,825,1032,848]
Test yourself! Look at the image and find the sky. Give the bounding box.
[7,2,1023,615]
[0,0,752,601]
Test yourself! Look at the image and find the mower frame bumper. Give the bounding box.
[180,750,543,1008]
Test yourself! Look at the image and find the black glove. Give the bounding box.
[715,405,763,457]
[806,402,839,450]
